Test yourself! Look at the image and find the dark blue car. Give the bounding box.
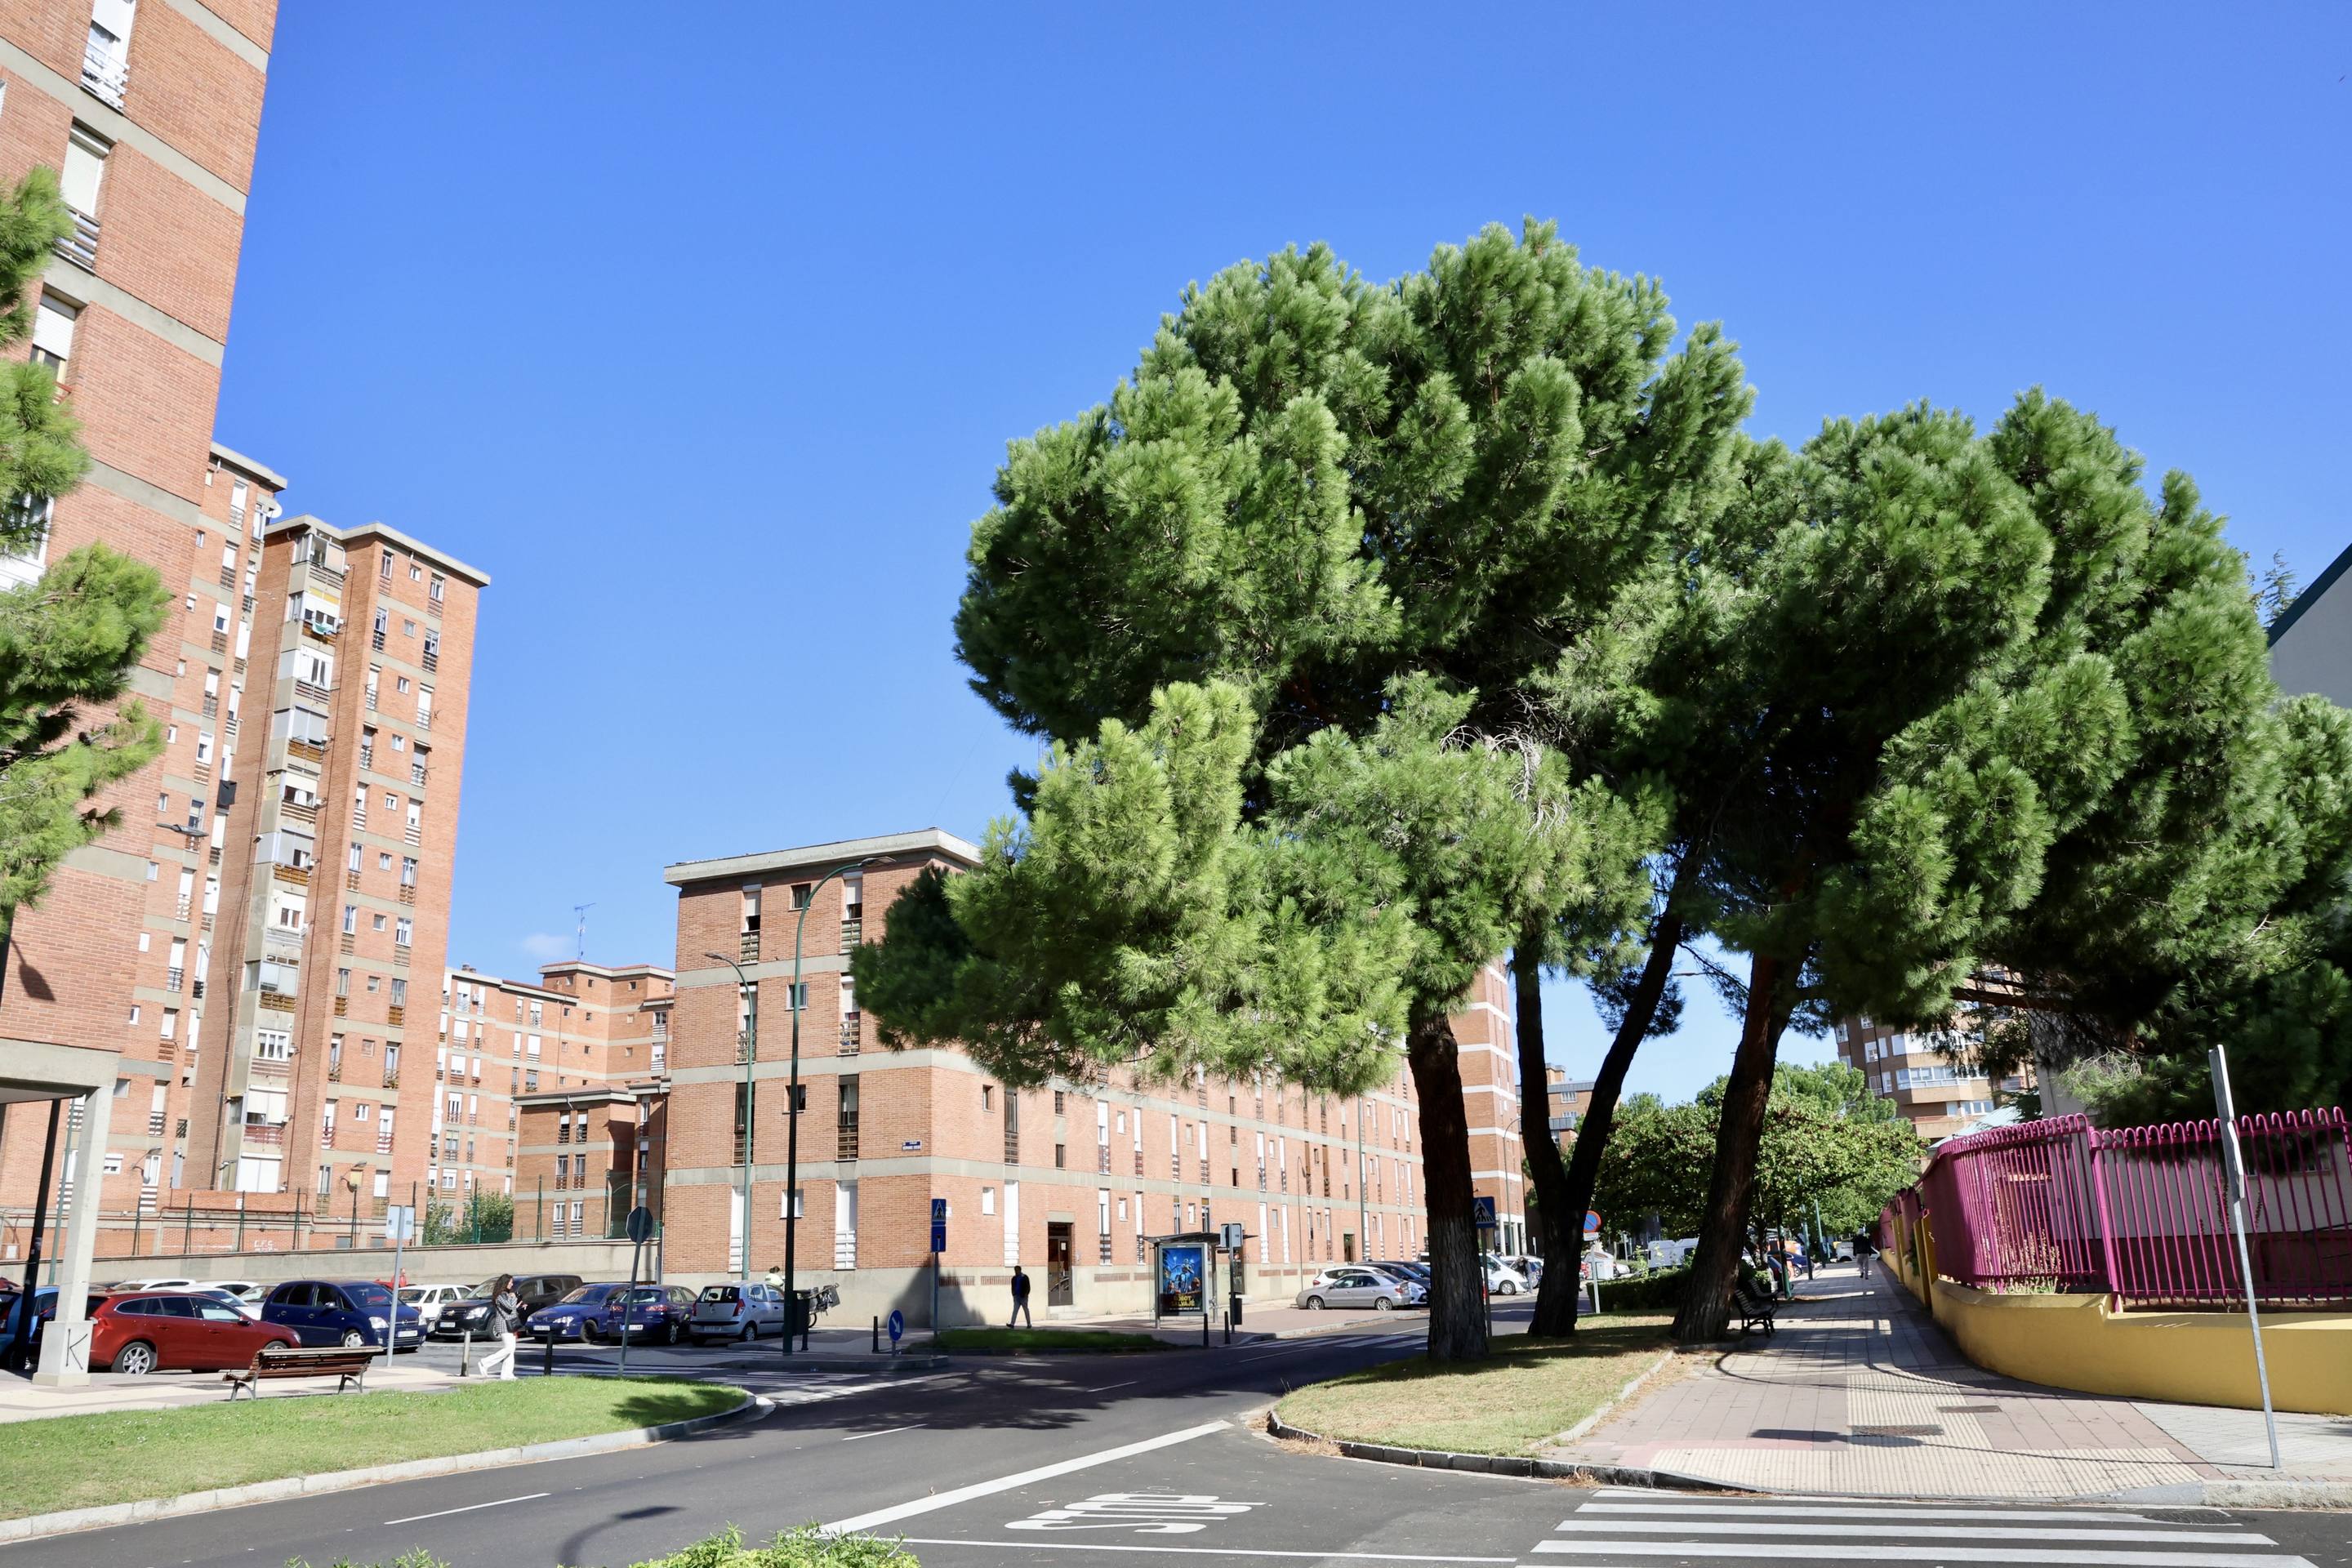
[525,1283,631,1342]
[260,1279,424,1351]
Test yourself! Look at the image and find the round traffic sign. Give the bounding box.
[886,1308,905,1343]
[626,1205,656,1245]
[1584,1210,1602,1234]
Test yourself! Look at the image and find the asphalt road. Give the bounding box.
[11,1307,2350,1568]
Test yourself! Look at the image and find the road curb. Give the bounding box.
[775,1354,950,1373]
[1263,1410,1748,1490]
[1545,1348,1677,1448]
[0,1387,768,1544]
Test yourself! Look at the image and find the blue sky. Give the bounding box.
[215,3,2350,1103]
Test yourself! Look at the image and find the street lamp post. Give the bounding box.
[701,949,757,1286]
[781,854,892,1354]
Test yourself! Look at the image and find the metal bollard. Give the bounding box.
[541,1329,555,1378]
[460,1330,472,1378]
[872,1314,880,1354]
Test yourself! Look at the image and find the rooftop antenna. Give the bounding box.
[573,902,595,960]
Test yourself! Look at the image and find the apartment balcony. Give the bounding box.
[410,763,428,788]
[365,688,377,711]
[839,917,862,951]
[345,869,361,893]
[1134,1149,1145,1177]
[333,996,349,1017]
[1097,1144,1111,1174]
[738,929,760,963]
[163,967,184,992]
[286,737,326,765]
[199,693,217,718]
[327,1058,344,1081]
[146,1111,165,1136]
[416,710,431,732]
[299,621,337,648]
[256,990,295,1014]
[421,648,438,674]
[403,824,422,848]
[393,947,411,969]
[216,565,238,593]
[209,630,228,655]
[339,931,354,956]
[52,208,100,270]
[837,1113,859,1160]
[79,40,128,105]
[386,1003,405,1026]
[295,679,332,706]
[397,883,415,905]
[371,629,386,652]
[272,862,310,889]
[838,1017,861,1055]
[357,749,373,772]
[1004,1131,1020,1165]
[173,894,191,921]
[376,1134,393,1154]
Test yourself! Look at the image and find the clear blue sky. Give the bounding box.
[215,3,2350,1103]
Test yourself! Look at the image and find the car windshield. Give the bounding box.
[343,1283,392,1312]
[700,1285,739,1303]
[398,1288,428,1303]
[558,1285,622,1306]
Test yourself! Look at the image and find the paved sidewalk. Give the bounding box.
[0,1356,457,1423]
[1545,1263,2352,1499]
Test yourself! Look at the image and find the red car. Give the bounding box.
[93,1290,295,1374]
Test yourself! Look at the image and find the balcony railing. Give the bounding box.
[333,996,349,1016]
[403,824,422,847]
[146,1111,165,1136]
[371,629,386,651]
[286,737,326,764]
[386,1004,404,1026]
[365,687,377,711]
[273,862,310,888]
[398,884,416,904]
[245,1122,287,1147]
[53,208,100,269]
[421,648,438,673]
[81,41,126,109]
[837,1112,859,1160]
[295,679,332,706]
[327,1059,344,1081]
[164,967,184,992]
[839,1017,861,1055]
[376,1134,393,1154]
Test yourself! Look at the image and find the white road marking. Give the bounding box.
[898,1541,1512,1562]
[1532,1542,2305,1566]
[1552,1518,2274,1544]
[1086,1380,1138,1392]
[382,1492,550,1525]
[1579,1502,2199,1523]
[843,1424,924,1441]
[821,1420,1228,1534]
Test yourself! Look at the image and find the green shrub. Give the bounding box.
[1589,1265,1690,1312]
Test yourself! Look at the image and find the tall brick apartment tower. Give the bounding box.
[185,516,485,1245]
[0,2,279,1374]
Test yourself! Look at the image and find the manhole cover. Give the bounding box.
[1851,1423,1940,1437]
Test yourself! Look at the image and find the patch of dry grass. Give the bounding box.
[1275,1314,1675,1456]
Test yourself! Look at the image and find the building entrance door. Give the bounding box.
[1045,1222,1074,1306]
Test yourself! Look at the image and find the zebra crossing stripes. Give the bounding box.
[1529,1488,2314,1568]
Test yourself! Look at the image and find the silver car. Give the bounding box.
[690,1281,787,1343]
[1294,1267,1423,1312]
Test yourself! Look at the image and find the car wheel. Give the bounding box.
[1374,1297,1394,1312]
[261,1338,291,1355]
[739,1320,757,1343]
[1499,1281,1518,1295]
[583,1324,602,1343]
[340,1330,367,1348]
[114,1339,158,1376]
[1304,1295,1325,1311]
[666,1320,684,1346]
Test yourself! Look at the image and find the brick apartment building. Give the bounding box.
[1544,1066,1594,1152]
[1833,1015,2032,1143]
[176,515,485,1241]
[448,960,672,1241]
[0,0,282,1378]
[626,828,1524,1326]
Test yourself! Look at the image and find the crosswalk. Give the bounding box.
[1532,1489,2314,1567]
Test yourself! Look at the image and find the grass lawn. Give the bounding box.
[934,1327,1169,1353]
[0,1377,742,1521]
[1275,1313,1677,1456]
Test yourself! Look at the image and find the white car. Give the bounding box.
[109,1276,200,1291]
[397,1283,477,1330]
[211,1280,267,1303]
[1484,1258,1530,1295]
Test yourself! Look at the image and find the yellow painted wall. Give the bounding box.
[1928,1279,2352,1415]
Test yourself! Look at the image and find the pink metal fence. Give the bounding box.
[1892,1107,2352,1308]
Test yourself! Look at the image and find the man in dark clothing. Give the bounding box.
[1009,1264,1033,1328]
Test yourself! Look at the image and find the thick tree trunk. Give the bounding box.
[1532,906,1686,1336]
[1513,930,1579,1339]
[1671,948,1792,1343]
[1406,1008,1489,1362]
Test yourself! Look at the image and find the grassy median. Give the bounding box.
[1276,1314,1677,1455]
[933,1327,1167,1352]
[0,1377,742,1521]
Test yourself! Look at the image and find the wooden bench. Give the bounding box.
[224,1343,376,1400]
[1731,1281,1779,1337]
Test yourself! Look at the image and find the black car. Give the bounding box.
[434,1272,583,1340]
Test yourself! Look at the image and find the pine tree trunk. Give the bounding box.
[1671,948,1790,1344]
[1513,931,1579,1338]
[1537,906,1686,1336]
[1406,1008,1489,1362]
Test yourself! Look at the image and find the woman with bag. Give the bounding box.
[477,1273,522,1380]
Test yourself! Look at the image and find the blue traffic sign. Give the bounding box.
[1472,1196,1498,1230]
[1584,1210,1602,1234]
[930,1196,948,1254]
[886,1309,904,1344]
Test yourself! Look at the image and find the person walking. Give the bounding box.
[477,1273,522,1380]
[765,1263,785,1292]
[1008,1263,1033,1328]
[1853,1230,1878,1281]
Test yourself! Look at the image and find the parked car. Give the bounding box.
[397,1282,478,1332]
[0,1287,82,1366]
[1294,1267,1422,1312]
[209,1280,268,1305]
[599,1285,699,1343]
[437,1273,583,1340]
[1484,1258,1531,1295]
[93,1291,293,1374]
[260,1279,425,1351]
[1361,1263,1431,1299]
[107,1276,200,1292]
[190,1286,260,1319]
[691,1281,789,1343]
[1383,1260,1432,1286]
[525,1283,632,1342]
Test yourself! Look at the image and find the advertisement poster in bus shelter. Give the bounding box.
[1157,1241,1207,1316]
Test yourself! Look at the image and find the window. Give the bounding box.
[343,905,358,934]
[429,572,444,602]
[980,1187,996,1215]
[60,124,109,222]
[395,917,412,946]
[30,291,78,372]
[408,560,422,581]
[982,1085,994,1111]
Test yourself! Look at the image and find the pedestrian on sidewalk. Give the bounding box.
[765,1263,785,1291]
[1009,1263,1034,1328]
[1853,1231,1876,1280]
[476,1273,522,1380]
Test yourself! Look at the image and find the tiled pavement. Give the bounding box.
[1546,1263,2352,1498]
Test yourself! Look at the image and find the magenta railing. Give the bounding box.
[1889,1107,2352,1308]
